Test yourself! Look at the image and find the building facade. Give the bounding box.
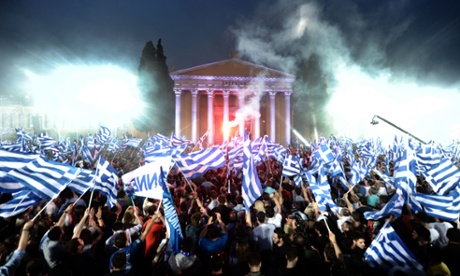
[170,58,295,146]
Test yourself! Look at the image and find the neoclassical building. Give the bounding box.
[170,58,295,146]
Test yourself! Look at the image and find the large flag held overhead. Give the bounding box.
[158,167,183,254]
[364,220,425,274]
[122,156,172,199]
[6,157,80,200]
[93,157,119,208]
[242,131,263,210]
[175,146,226,179]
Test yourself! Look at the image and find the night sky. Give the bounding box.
[1,0,459,144]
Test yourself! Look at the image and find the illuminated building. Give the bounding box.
[171,57,295,146]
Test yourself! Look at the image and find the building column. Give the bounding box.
[238,91,245,137]
[174,89,182,136]
[285,91,292,146]
[207,89,214,145]
[253,92,260,140]
[191,89,198,142]
[223,90,230,141]
[269,91,276,141]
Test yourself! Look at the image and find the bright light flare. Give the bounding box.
[24,64,143,130]
[327,65,460,146]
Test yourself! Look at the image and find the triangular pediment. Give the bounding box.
[171,58,294,79]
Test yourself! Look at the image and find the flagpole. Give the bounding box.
[32,198,54,221]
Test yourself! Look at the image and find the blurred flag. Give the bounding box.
[93,157,119,208]
[0,189,41,218]
[96,126,111,146]
[175,146,226,179]
[242,131,263,210]
[158,166,183,254]
[6,157,79,200]
[364,220,425,274]
[364,189,406,221]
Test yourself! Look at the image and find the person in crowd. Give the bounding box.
[246,252,264,276]
[0,219,34,275]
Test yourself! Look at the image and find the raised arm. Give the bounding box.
[56,203,73,228]
[72,208,90,239]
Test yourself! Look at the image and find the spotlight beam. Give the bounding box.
[370,115,426,144]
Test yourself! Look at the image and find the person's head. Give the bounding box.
[79,228,93,245]
[26,258,46,276]
[181,237,195,254]
[210,252,225,272]
[247,252,262,272]
[111,251,127,270]
[48,226,64,241]
[66,237,85,255]
[206,224,221,240]
[236,196,243,205]
[218,195,226,205]
[285,246,299,264]
[351,231,366,250]
[114,232,128,248]
[341,221,354,232]
[265,206,275,219]
[273,228,286,246]
[191,212,201,226]
[256,211,266,224]
[235,240,251,261]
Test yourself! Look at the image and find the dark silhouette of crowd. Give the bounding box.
[1,150,459,276]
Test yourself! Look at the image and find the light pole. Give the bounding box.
[370,115,426,144]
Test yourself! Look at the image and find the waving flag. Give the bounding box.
[309,166,339,213]
[0,189,41,218]
[242,131,263,210]
[159,167,183,254]
[93,157,119,208]
[6,157,79,200]
[421,158,460,196]
[282,154,303,186]
[67,168,95,195]
[144,144,186,163]
[96,126,111,146]
[364,220,425,274]
[124,138,143,149]
[122,156,172,199]
[196,129,210,150]
[364,189,406,221]
[175,146,226,179]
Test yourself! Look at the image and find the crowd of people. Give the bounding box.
[1,146,460,276]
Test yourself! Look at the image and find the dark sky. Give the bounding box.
[1,0,459,143]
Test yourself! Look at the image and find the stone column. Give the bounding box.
[191,89,199,142]
[223,90,230,141]
[238,91,245,137]
[285,91,292,146]
[207,89,214,145]
[269,91,276,141]
[174,89,182,136]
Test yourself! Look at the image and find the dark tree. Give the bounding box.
[133,39,175,134]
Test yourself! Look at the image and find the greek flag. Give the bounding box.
[228,144,244,172]
[421,158,460,196]
[196,129,210,150]
[93,157,119,208]
[124,138,143,148]
[364,189,406,221]
[67,168,95,195]
[87,133,95,149]
[364,220,425,274]
[159,167,183,254]
[309,166,339,213]
[242,131,263,210]
[96,126,111,145]
[282,154,303,187]
[144,144,186,164]
[6,157,80,200]
[0,189,41,218]
[412,185,460,222]
[175,146,226,179]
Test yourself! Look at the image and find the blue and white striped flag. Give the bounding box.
[309,166,339,213]
[175,146,226,179]
[0,189,41,218]
[144,144,186,164]
[364,220,425,274]
[158,166,183,254]
[96,126,111,146]
[364,188,406,221]
[67,168,95,195]
[6,157,79,200]
[124,138,143,149]
[421,158,460,196]
[93,157,119,208]
[242,131,263,210]
[282,154,303,187]
[412,191,460,222]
